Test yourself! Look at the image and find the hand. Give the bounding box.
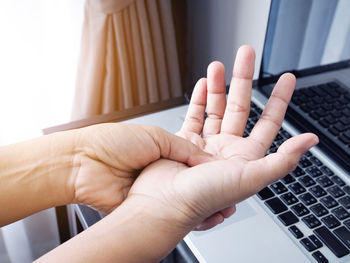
[126,46,319,232]
[36,46,319,263]
[70,123,212,214]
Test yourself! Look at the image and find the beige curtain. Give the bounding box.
[72,0,183,120]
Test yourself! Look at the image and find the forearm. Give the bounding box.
[0,130,77,226]
[36,197,193,263]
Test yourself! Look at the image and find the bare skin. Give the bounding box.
[0,45,318,262]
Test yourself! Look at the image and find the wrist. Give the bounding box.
[107,195,195,261]
[36,195,193,263]
[0,129,79,225]
[46,129,81,206]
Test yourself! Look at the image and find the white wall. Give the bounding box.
[187,0,271,85]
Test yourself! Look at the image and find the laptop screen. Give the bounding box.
[260,0,350,80]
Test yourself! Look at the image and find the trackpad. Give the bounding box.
[185,198,309,263]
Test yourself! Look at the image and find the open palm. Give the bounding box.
[127,46,318,231]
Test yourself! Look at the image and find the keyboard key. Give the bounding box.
[302,88,317,97]
[335,102,345,110]
[249,111,257,118]
[343,185,350,195]
[311,86,327,97]
[270,182,288,194]
[319,119,330,128]
[321,103,333,111]
[300,104,318,112]
[339,136,350,145]
[343,108,350,117]
[306,166,323,178]
[310,185,327,198]
[332,176,346,187]
[305,151,313,157]
[312,251,328,263]
[291,203,310,217]
[314,226,349,258]
[344,219,350,230]
[310,204,328,217]
[332,207,350,220]
[299,157,313,168]
[302,214,321,229]
[324,85,341,98]
[299,175,316,187]
[281,174,295,184]
[257,187,275,200]
[340,117,350,125]
[299,193,317,206]
[310,111,322,120]
[300,237,317,252]
[312,96,324,104]
[324,115,337,124]
[334,122,347,132]
[291,166,306,177]
[327,186,345,198]
[289,225,303,239]
[329,127,340,136]
[344,130,350,140]
[334,226,350,249]
[321,215,340,229]
[275,134,283,141]
[316,109,327,118]
[289,183,306,195]
[278,211,299,226]
[331,110,342,119]
[265,197,288,214]
[320,196,339,209]
[281,130,291,139]
[280,192,298,205]
[320,166,334,176]
[309,234,323,249]
[316,176,334,188]
[310,156,323,166]
[339,196,350,209]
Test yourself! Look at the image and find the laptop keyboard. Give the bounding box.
[291,81,350,147]
[247,102,350,262]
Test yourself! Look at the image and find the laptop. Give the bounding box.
[182,1,350,262]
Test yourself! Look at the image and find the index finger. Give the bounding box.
[248,73,296,151]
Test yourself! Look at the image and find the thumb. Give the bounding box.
[237,133,319,202]
[143,126,214,166]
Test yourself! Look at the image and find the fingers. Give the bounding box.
[145,126,215,167]
[238,133,319,201]
[181,78,207,134]
[221,45,255,135]
[194,213,224,231]
[203,62,227,136]
[249,73,296,150]
[194,205,236,231]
